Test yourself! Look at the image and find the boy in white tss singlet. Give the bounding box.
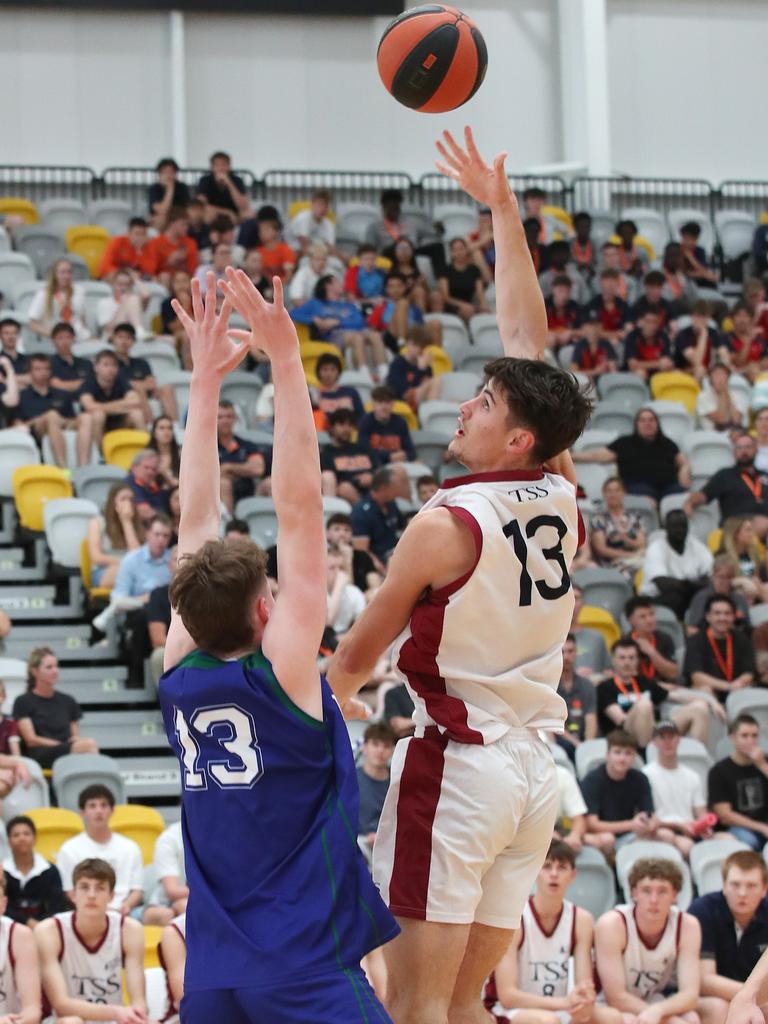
[0,869,40,1024]
[328,126,594,1024]
[158,913,185,1024]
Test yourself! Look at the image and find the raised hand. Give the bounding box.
[170,272,248,379]
[435,126,515,210]
[220,268,299,363]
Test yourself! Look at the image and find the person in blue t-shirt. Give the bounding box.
[15,354,94,468]
[368,272,426,355]
[356,722,396,855]
[357,384,415,465]
[344,244,387,312]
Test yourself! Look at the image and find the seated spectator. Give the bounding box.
[416,474,438,504]
[49,321,92,393]
[345,244,387,310]
[684,593,755,702]
[241,248,272,299]
[545,274,581,350]
[14,647,98,768]
[96,268,147,340]
[573,408,689,506]
[56,784,144,915]
[327,545,366,638]
[522,186,555,242]
[590,477,647,576]
[358,385,415,465]
[570,583,610,680]
[623,309,674,379]
[719,301,768,382]
[719,515,768,603]
[570,313,618,380]
[386,236,432,312]
[147,415,180,489]
[754,408,768,473]
[185,197,209,252]
[366,188,424,251]
[79,348,145,447]
[623,597,677,685]
[524,216,547,275]
[125,449,171,523]
[598,242,636,304]
[139,207,199,287]
[689,850,768,1001]
[465,206,495,282]
[383,681,415,739]
[197,213,244,267]
[553,763,589,852]
[99,216,149,279]
[643,720,710,859]
[675,301,720,381]
[642,509,713,617]
[539,240,590,305]
[27,258,89,341]
[435,237,488,324]
[554,633,597,761]
[571,210,596,281]
[288,242,331,306]
[680,221,719,289]
[580,729,657,856]
[312,352,365,423]
[255,215,296,282]
[86,482,143,590]
[583,268,630,343]
[708,714,768,850]
[629,270,675,330]
[687,554,752,632]
[14,353,93,468]
[196,150,250,223]
[285,189,336,255]
[370,274,430,356]
[356,723,396,859]
[351,465,407,573]
[614,218,649,278]
[662,241,698,315]
[160,269,194,369]
[686,432,768,538]
[326,513,380,595]
[147,553,173,687]
[193,239,236,294]
[148,158,190,229]
[143,820,186,926]
[321,408,374,504]
[0,354,18,429]
[217,398,270,513]
[744,278,768,336]
[697,362,749,431]
[3,814,67,925]
[386,330,440,408]
[596,638,670,746]
[0,316,29,383]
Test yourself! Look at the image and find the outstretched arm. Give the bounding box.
[222,270,326,721]
[727,947,768,1024]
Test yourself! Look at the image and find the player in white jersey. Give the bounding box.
[36,858,149,1024]
[595,858,728,1024]
[485,841,621,1024]
[327,127,594,1024]
[0,869,41,1024]
[158,914,185,1024]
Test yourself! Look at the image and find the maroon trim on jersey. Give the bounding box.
[7,921,15,971]
[388,728,447,918]
[633,905,667,951]
[570,904,577,955]
[577,508,586,549]
[528,895,564,939]
[54,916,64,962]
[675,910,683,951]
[439,468,545,489]
[72,911,111,955]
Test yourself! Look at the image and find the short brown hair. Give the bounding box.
[363,722,397,746]
[723,850,768,885]
[170,538,268,655]
[606,728,638,751]
[628,857,683,892]
[544,839,576,869]
[72,858,116,891]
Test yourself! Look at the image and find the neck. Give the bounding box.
[732,751,751,766]
[75,909,108,939]
[532,891,564,920]
[658,753,677,770]
[32,683,54,698]
[561,668,573,687]
[364,763,388,781]
[635,907,666,940]
[87,826,111,845]
[13,850,34,871]
[606,764,627,781]
[710,626,729,640]
[732,908,756,929]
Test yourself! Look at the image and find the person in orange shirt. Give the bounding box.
[99,217,149,280]
[256,216,296,282]
[139,208,199,287]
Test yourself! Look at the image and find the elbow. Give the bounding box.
[335,634,371,679]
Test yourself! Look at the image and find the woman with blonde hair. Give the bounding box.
[718,515,768,603]
[86,483,143,590]
[28,258,88,340]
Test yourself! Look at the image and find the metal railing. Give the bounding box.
[571,176,713,217]
[419,172,569,211]
[0,165,95,205]
[717,180,768,219]
[259,169,415,211]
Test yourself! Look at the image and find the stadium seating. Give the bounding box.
[0,198,38,224]
[71,464,126,508]
[650,372,700,415]
[690,837,748,895]
[102,430,151,471]
[432,203,478,238]
[39,198,87,233]
[574,567,633,621]
[143,925,164,969]
[616,840,693,907]
[52,753,127,812]
[13,225,64,278]
[566,847,617,918]
[668,208,715,254]
[0,252,36,296]
[0,431,40,497]
[438,371,480,403]
[619,207,668,256]
[424,314,469,368]
[1,759,50,821]
[577,606,620,648]
[418,400,461,434]
[714,209,756,261]
[27,807,82,861]
[110,804,166,864]
[12,465,73,532]
[44,498,99,570]
[87,199,133,235]
[234,496,279,548]
[725,689,768,736]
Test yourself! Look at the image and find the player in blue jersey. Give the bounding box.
[157,270,397,1024]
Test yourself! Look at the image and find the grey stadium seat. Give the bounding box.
[598,372,649,411]
[0,253,36,297]
[418,400,461,435]
[44,497,99,570]
[620,207,669,257]
[2,758,49,821]
[424,314,470,369]
[52,753,127,812]
[566,848,617,918]
[79,711,166,751]
[13,226,65,279]
[432,203,479,239]
[439,371,480,403]
[725,689,768,737]
[668,208,715,255]
[690,837,748,895]
[589,401,635,436]
[87,199,134,236]
[234,496,279,549]
[38,198,87,233]
[0,431,40,497]
[71,464,126,508]
[714,210,756,261]
[573,566,633,620]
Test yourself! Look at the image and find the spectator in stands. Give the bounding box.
[570,583,610,679]
[709,714,768,850]
[686,432,768,537]
[255,215,296,282]
[86,482,143,590]
[662,242,698,314]
[99,217,149,280]
[142,819,186,926]
[185,197,209,253]
[583,269,630,344]
[312,352,364,423]
[385,330,440,408]
[416,475,438,504]
[14,353,94,467]
[327,545,365,638]
[345,244,386,310]
[553,763,589,852]
[148,158,190,229]
[14,647,98,768]
[196,150,250,223]
[387,237,431,312]
[643,720,710,859]
[570,312,618,380]
[754,408,768,473]
[464,206,495,283]
[49,321,90,394]
[555,633,597,761]
[744,278,768,335]
[718,301,768,381]
[285,189,336,254]
[596,638,669,746]
[217,398,269,513]
[581,729,657,856]
[680,221,719,289]
[539,240,590,305]
[159,269,194,369]
[366,188,421,251]
[321,408,374,504]
[571,211,596,280]
[369,274,430,356]
[288,242,331,306]
[79,347,145,448]
[357,723,396,858]
[696,362,749,431]
[0,317,27,381]
[523,216,547,276]
[675,302,719,381]
[193,241,234,295]
[139,207,199,287]
[751,220,768,278]
[629,269,675,330]
[351,465,407,573]
[56,784,144,914]
[589,477,647,577]
[358,384,415,466]
[168,486,181,544]
[545,274,581,350]
[100,275,151,345]
[146,547,173,688]
[241,248,272,300]
[326,512,379,595]
[198,213,244,267]
[690,850,768,1001]
[614,219,649,278]
[718,515,768,603]
[435,237,488,324]
[687,554,752,632]
[124,449,171,523]
[623,309,674,379]
[624,595,677,681]
[109,322,163,423]
[684,593,755,702]
[0,354,18,429]
[148,414,181,488]
[27,258,88,341]
[599,242,636,304]
[573,408,690,506]
[641,508,713,616]
[383,681,415,739]
[3,815,67,926]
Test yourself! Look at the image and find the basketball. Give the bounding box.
[377,4,488,114]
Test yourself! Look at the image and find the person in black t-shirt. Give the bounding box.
[148,158,191,230]
[383,683,416,739]
[0,317,30,386]
[78,348,144,448]
[196,150,250,224]
[320,408,374,504]
[325,513,380,595]
[49,322,91,394]
[596,638,668,745]
[683,593,755,702]
[555,634,597,762]
[14,354,94,468]
[624,595,678,682]
[708,714,768,850]
[436,237,488,324]
[687,432,768,537]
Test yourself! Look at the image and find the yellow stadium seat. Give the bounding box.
[27,808,83,861]
[80,538,112,602]
[543,205,573,233]
[425,344,453,377]
[143,925,163,969]
[708,528,723,553]
[65,225,110,277]
[286,199,336,223]
[608,233,656,264]
[364,399,418,432]
[577,605,621,649]
[294,322,311,346]
[348,255,392,271]
[12,466,72,532]
[300,339,341,381]
[102,429,151,471]
[761,212,768,226]
[650,371,700,414]
[0,197,39,224]
[109,804,166,865]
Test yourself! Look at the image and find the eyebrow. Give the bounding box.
[482,386,496,405]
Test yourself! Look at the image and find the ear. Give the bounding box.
[506,427,537,458]
[254,595,271,626]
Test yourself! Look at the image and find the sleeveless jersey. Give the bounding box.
[517,897,577,999]
[0,916,19,1015]
[395,469,580,744]
[55,911,123,1012]
[614,903,682,998]
[159,914,185,1024]
[159,649,398,992]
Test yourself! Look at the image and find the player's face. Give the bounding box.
[537,857,575,898]
[73,876,113,915]
[82,798,113,831]
[8,823,35,858]
[631,878,677,920]
[723,867,767,919]
[451,382,532,471]
[733,723,761,759]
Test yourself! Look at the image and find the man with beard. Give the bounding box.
[687,433,768,538]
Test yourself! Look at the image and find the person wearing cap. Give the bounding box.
[643,720,711,860]
[569,312,618,380]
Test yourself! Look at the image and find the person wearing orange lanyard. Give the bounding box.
[625,596,678,683]
[684,594,755,704]
[596,639,670,747]
[687,433,768,539]
[615,220,649,279]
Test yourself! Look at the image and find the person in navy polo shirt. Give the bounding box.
[217,398,271,513]
[15,354,94,468]
[351,465,406,574]
[110,322,176,423]
[623,309,674,379]
[124,449,171,524]
[49,322,91,393]
[385,331,440,408]
[320,408,375,504]
[78,348,144,449]
[0,318,30,386]
[629,270,675,330]
[357,385,415,466]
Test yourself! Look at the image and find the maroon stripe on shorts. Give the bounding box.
[388,729,447,917]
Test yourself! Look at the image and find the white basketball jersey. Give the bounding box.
[395,470,580,743]
[161,914,185,1024]
[517,897,576,999]
[615,903,682,998]
[0,916,20,1015]
[55,910,123,1013]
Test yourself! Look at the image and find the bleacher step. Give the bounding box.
[0,577,84,620]
[115,756,180,801]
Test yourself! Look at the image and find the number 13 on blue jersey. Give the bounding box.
[173,704,264,790]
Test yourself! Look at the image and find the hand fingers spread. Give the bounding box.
[190,277,204,322]
[204,271,217,321]
[442,129,467,165]
[435,140,463,174]
[170,298,194,333]
[493,151,509,175]
[272,275,284,309]
[435,161,460,182]
[217,296,233,327]
[227,329,252,343]
[464,125,484,165]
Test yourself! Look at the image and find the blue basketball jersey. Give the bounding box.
[159,650,398,992]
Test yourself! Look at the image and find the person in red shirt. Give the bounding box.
[256,217,296,282]
[583,268,630,343]
[545,274,580,350]
[720,301,768,381]
[570,313,618,381]
[744,278,768,337]
[139,208,199,287]
[623,310,674,379]
[571,211,596,283]
[99,217,149,281]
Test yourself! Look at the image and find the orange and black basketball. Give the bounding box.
[377,4,488,114]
